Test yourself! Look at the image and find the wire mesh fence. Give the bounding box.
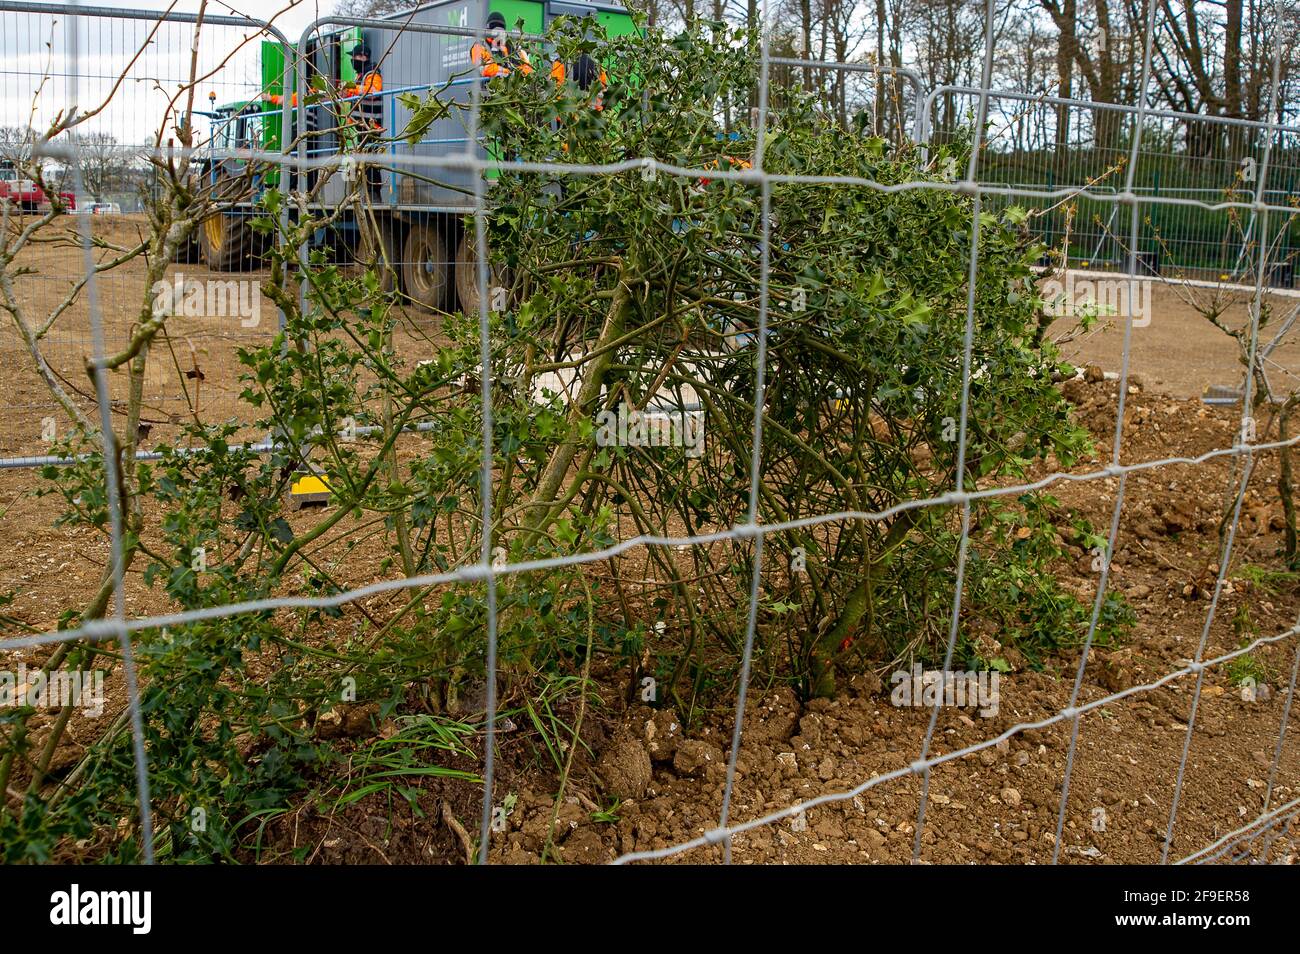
[923,86,1300,282]
[0,3,291,464]
[0,0,1297,866]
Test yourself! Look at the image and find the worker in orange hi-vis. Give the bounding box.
[341,42,384,199]
[550,52,609,155]
[549,53,607,110]
[471,12,533,80]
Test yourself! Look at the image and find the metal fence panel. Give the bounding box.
[924,87,1300,281]
[0,0,1296,869]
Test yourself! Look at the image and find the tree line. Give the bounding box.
[336,0,1298,147]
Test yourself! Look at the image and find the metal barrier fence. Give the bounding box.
[3,5,1295,465]
[0,0,1297,868]
[0,2,292,462]
[923,86,1300,280]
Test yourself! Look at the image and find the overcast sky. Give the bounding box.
[2,0,344,147]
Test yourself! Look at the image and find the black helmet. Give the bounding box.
[486,12,507,31]
[350,42,371,69]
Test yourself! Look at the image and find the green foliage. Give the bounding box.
[458,18,1102,693]
[4,20,1126,861]
[326,715,479,812]
[958,496,1134,671]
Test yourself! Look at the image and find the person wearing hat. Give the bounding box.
[549,52,608,110]
[342,41,384,199]
[471,12,533,79]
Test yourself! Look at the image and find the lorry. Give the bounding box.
[197,0,636,314]
[0,159,77,212]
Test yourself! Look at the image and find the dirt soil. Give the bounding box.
[0,214,445,460]
[0,216,1298,864]
[471,379,1300,865]
[1049,271,1300,400]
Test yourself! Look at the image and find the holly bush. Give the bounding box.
[3,18,1120,861]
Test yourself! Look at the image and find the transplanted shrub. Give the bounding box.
[4,18,1124,860]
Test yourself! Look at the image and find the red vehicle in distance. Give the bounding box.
[0,159,76,211]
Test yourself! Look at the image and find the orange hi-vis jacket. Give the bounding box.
[471,39,533,78]
[698,155,753,186]
[264,91,319,139]
[342,70,384,130]
[549,60,608,110]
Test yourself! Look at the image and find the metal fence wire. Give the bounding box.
[923,86,1300,281]
[0,2,292,464]
[0,0,1297,865]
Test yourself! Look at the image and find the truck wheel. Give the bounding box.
[455,231,503,315]
[171,227,203,263]
[348,217,400,296]
[200,211,254,271]
[247,225,271,266]
[402,222,451,312]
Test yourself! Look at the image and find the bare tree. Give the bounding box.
[908,0,987,134]
[65,131,132,201]
[1144,1,1297,155]
[332,0,416,17]
[0,125,37,165]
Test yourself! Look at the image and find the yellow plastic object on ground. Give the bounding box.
[288,471,332,509]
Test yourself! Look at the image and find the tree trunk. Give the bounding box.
[875,0,886,136]
[1281,402,1298,568]
[1055,0,1077,169]
[1224,0,1246,159]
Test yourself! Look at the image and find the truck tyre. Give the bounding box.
[402,221,451,312]
[349,217,401,296]
[455,230,503,315]
[200,211,255,271]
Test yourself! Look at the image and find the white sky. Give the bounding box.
[2,0,345,146]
